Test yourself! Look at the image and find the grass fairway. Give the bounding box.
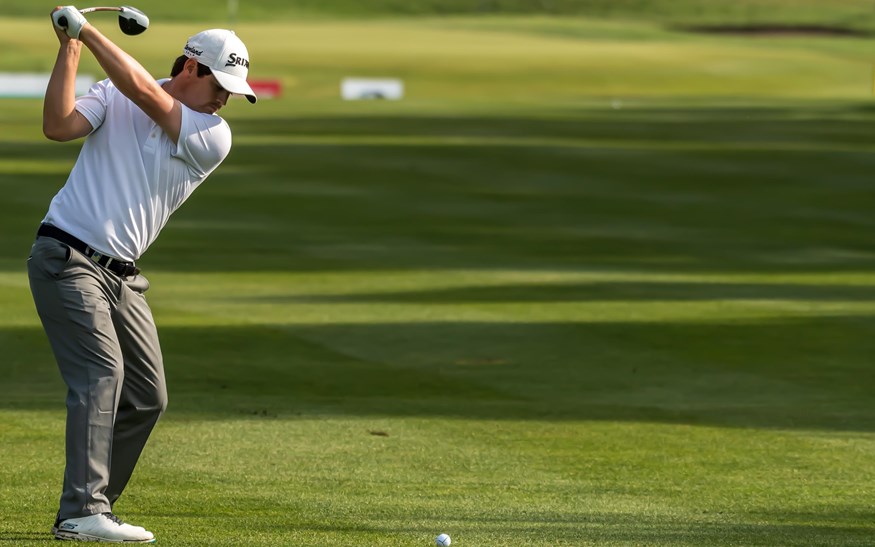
[2,12,875,547]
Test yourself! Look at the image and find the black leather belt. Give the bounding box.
[37,224,140,278]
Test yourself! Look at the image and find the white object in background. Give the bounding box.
[435,533,451,546]
[341,78,404,101]
[0,73,96,98]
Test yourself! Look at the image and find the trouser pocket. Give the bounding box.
[28,238,73,279]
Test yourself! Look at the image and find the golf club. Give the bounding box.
[58,6,149,36]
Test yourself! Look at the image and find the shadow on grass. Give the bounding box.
[242,281,875,304]
[4,107,875,274]
[230,110,875,147]
[4,313,875,431]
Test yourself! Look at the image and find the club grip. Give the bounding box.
[58,16,68,27]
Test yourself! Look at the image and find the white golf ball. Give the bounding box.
[435,533,451,546]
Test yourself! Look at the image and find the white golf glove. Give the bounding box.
[52,6,88,40]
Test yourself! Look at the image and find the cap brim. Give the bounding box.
[213,70,257,104]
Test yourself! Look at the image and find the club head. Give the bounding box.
[118,6,149,35]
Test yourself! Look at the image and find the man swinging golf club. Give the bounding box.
[32,5,256,542]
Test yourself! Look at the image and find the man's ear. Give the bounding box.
[185,57,199,76]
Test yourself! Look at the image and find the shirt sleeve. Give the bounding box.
[173,106,232,177]
[74,78,110,134]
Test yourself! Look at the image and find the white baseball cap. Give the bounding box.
[183,29,256,104]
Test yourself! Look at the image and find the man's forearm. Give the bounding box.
[77,24,178,142]
[78,25,168,111]
[43,40,83,141]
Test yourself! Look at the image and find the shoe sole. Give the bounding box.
[54,529,156,543]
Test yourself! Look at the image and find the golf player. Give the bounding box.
[30,6,256,542]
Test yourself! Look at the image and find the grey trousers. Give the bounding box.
[28,236,167,520]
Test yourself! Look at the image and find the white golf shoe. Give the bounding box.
[53,512,155,543]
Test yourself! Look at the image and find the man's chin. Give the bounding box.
[189,105,219,115]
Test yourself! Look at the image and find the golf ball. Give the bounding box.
[435,533,451,546]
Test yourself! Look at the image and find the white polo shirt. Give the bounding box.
[43,78,232,262]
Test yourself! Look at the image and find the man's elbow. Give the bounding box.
[43,130,69,142]
[43,120,89,142]
[43,123,71,142]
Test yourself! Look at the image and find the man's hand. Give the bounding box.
[52,6,88,40]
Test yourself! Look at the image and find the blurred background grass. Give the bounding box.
[6,0,875,29]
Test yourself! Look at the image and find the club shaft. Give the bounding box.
[79,7,123,14]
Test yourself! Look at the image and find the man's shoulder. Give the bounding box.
[181,105,231,133]
[175,105,233,170]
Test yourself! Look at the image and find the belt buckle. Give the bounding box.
[87,248,132,276]
[90,251,115,270]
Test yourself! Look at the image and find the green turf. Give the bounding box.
[2,11,875,547]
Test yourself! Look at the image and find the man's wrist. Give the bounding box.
[75,23,91,43]
[59,39,82,61]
